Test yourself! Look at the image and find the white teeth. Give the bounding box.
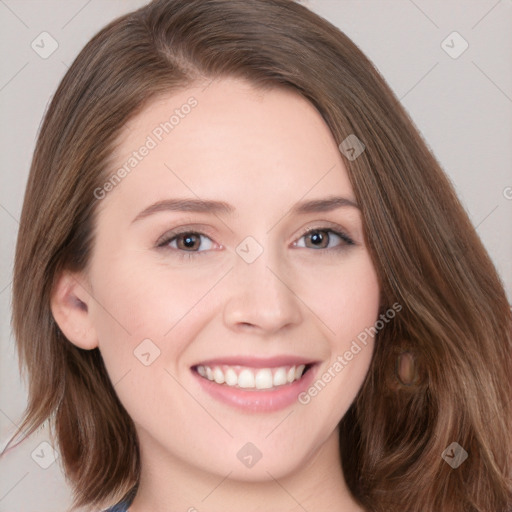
[295,364,306,380]
[213,367,224,384]
[195,363,309,390]
[255,369,273,389]
[273,367,287,386]
[238,369,255,388]
[225,367,238,386]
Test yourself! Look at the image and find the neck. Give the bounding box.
[128,427,365,512]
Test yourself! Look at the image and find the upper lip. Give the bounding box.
[192,355,318,368]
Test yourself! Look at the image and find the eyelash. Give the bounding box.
[156,226,355,260]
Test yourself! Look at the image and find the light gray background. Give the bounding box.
[1,1,511,510]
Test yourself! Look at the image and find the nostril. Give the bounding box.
[239,322,256,329]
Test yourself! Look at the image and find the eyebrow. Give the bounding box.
[131,195,359,223]
[291,196,359,214]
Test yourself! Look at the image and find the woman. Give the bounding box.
[3,0,511,511]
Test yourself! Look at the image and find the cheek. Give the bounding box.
[293,252,380,426]
[86,253,225,379]
[89,241,228,326]
[296,250,381,343]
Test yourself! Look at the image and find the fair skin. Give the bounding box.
[51,78,380,512]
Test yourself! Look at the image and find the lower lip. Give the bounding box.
[192,365,318,413]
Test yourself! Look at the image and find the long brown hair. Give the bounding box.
[4,0,511,510]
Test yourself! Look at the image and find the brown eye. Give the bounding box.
[304,230,330,249]
[175,233,201,251]
[295,228,354,250]
[158,231,214,252]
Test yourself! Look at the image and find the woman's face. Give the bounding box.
[82,78,380,480]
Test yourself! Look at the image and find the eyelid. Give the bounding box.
[156,222,355,256]
[295,222,354,245]
[155,225,219,248]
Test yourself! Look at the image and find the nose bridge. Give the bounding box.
[222,237,302,334]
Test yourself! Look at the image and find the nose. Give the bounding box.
[222,248,303,336]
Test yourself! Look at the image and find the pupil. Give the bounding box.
[183,234,197,249]
[311,231,324,246]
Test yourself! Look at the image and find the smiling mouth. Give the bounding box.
[192,363,314,391]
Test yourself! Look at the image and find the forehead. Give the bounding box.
[101,77,355,217]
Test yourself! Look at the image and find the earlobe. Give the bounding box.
[50,271,99,350]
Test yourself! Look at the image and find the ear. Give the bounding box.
[50,270,99,350]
